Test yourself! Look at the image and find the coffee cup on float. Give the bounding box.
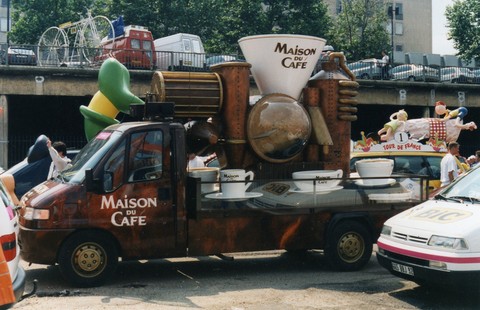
[355,159,394,186]
[220,169,255,198]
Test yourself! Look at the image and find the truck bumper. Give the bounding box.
[18,226,74,265]
[376,250,480,285]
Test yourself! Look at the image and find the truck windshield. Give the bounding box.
[60,131,123,184]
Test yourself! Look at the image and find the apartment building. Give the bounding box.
[0,0,9,44]
[323,0,432,54]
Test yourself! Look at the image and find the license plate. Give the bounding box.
[392,262,414,276]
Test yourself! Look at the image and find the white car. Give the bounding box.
[0,175,25,306]
[377,165,480,287]
[440,67,475,83]
[347,58,384,80]
[389,64,439,82]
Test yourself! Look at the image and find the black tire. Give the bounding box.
[325,220,372,271]
[408,76,415,81]
[58,231,118,287]
[360,73,370,80]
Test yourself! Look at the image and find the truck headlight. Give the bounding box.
[23,207,50,220]
[428,235,468,250]
[381,225,392,236]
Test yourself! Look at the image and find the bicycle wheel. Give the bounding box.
[37,27,69,66]
[79,15,115,63]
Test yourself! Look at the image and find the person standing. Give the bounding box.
[47,139,72,179]
[381,50,390,80]
[440,142,461,187]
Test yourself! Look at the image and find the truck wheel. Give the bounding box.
[325,221,372,271]
[58,231,118,287]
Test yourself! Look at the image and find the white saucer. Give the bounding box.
[205,192,263,201]
[368,192,412,201]
[355,178,396,188]
[289,185,343,194]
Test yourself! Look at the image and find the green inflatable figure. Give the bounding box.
[80,58,144,141]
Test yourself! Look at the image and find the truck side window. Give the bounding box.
[128,130,163,182]
[104,139,126,192]
[131,39,140,49]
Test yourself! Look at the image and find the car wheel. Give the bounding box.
[325,220,373,271]
[360,73,370,79]
[408,76,415,81]
[58,231,118,287]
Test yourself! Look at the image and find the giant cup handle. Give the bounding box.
[335,169,343,178]
[245,171,254,191]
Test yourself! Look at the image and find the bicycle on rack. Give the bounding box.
[37,11,114,67]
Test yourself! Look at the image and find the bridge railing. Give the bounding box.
[2,44,480,85]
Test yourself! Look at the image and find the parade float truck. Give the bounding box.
[17,35,427,287]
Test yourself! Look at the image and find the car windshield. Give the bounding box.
[439,165,480,202]
[60,131,122,184]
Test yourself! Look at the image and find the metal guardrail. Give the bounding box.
[1,44,480,84]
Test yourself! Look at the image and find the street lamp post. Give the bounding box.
[388,4,400,66]
[6,0,10,46]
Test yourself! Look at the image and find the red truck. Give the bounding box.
[98,25,156,70]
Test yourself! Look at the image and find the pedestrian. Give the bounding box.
[381,50,390,79]
[440,142,461,187]
[467,155,477,167]
[47,139,72,179]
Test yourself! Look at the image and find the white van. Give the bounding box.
[154,33,205,70]
[377,165,480,287]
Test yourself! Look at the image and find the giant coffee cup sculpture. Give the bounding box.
[355,159,394,186]
[239,34,326,163]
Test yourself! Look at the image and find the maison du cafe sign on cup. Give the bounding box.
[238,34,326,100]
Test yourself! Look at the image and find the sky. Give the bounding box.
[432,0,457,55]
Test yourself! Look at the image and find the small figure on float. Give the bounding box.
[434,101,477,130]
[378,109,408,141]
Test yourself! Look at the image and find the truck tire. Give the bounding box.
[325,221,372,271]
[58,231,118,287]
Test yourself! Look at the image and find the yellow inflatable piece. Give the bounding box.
[88,91,119,119]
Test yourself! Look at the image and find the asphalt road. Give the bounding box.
[11,249,480,310]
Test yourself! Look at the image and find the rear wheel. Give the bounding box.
[325,220,372,271]
[58,231,118,287]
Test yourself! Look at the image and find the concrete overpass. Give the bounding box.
[1,65,480,108]
[1,65,480,168]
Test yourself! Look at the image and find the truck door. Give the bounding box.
[89,128,180,259]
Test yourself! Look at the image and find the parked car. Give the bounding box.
[0,175,25,306]
[471,68,480,83]
[347,58,384,80]
[389,64,439,82]
[0,47,37,66]
[4,135,80,199]
[205,55,241,67]
[440,67,475,83]
[377,164,480,289]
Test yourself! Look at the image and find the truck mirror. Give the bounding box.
[85,169,102,192]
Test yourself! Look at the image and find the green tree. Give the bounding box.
[446,0,480,62]
[10,0,96,44]
[328,0,389,61]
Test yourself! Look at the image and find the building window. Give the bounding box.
[395,3,404,21]
[395,22,403,35]
[0,18,7,32]
[395,44,403,52]
[1,0,8,7]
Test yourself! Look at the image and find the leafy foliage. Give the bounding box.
[328,0,389,61]
[446,0,480,62]
[9,0,390,58]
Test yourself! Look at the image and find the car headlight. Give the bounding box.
[23,207,50,220]
[381,225,392,236]
[428,235,468,250]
